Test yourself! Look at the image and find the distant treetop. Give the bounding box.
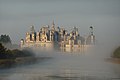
[0,35,11,44]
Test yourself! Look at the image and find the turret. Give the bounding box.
[30,25,35,33]
[26,32,30,42]
[20,39,24,47]
[36,32,40,42]
[70,32,72,37]
[31,32,36,41]
[90,26,95,44]
[86,26,95,45]
[76,28,79,36]
[90,26,93,35]
[30,25,36,41]
[50,30,53,41]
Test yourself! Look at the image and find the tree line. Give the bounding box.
[0,34,34,59]
[0,35,11,44]
[0,43,34,59]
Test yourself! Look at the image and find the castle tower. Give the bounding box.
[50,30,53,41]
[44,33,48,42]
[51,21,55,31]
[36,32,40,42]
[50,31,52,41]
[90,26,95,44]
[31,32,35,41]
[86,26,95,45]
[25,32,30,42]
[20,39,24,47]
[30,25,36,41]
[63,31,67,42]
[90,26,93,35]
[30,25,35,33]
[75,27,79,36]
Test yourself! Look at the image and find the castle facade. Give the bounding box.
[21,21,95,50]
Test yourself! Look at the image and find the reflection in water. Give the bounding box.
[60,45,90,53]
[0,45,120,80]
[1,71,119,80]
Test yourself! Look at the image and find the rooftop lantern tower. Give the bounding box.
[30,25,36,41]
[30,25,35,33]
[90,26,93,35]
[89,26,95,45]
[51,21,55,31]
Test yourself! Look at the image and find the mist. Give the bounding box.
[0,0,120,80]
[0,0,120,49]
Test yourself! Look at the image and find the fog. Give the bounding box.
[0,0,120,80]
[0,0,120,48]
[0,45,120,80]
[0,0,120,58]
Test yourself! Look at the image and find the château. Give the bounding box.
[21,21,95,50]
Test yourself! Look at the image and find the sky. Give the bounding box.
[0,0,120,47]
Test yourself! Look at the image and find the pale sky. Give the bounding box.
[0,0,120,47]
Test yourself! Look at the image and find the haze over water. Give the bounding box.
[0,0,120,46]
[0,46,120,80]
[0,0,120,80]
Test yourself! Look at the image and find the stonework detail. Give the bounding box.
[21,22,95,49]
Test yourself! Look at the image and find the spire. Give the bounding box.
[30,25,35,33]
[90,26,93,35]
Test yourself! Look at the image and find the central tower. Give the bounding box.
[51,21,55,31]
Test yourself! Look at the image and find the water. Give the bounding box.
[0,45,120,80]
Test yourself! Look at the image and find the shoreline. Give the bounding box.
[0,56,51,69]
[105,58,120,64]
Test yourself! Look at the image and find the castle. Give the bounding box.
[21,21,95,50]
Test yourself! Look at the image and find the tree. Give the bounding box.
[0,35,11,44]
[0,43,6,54]
[113,46,120,58]
[0,43,34,59]
[0,43,7,59]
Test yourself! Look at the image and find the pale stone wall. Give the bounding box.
[21,41,54,50]
[21,24,95,50]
